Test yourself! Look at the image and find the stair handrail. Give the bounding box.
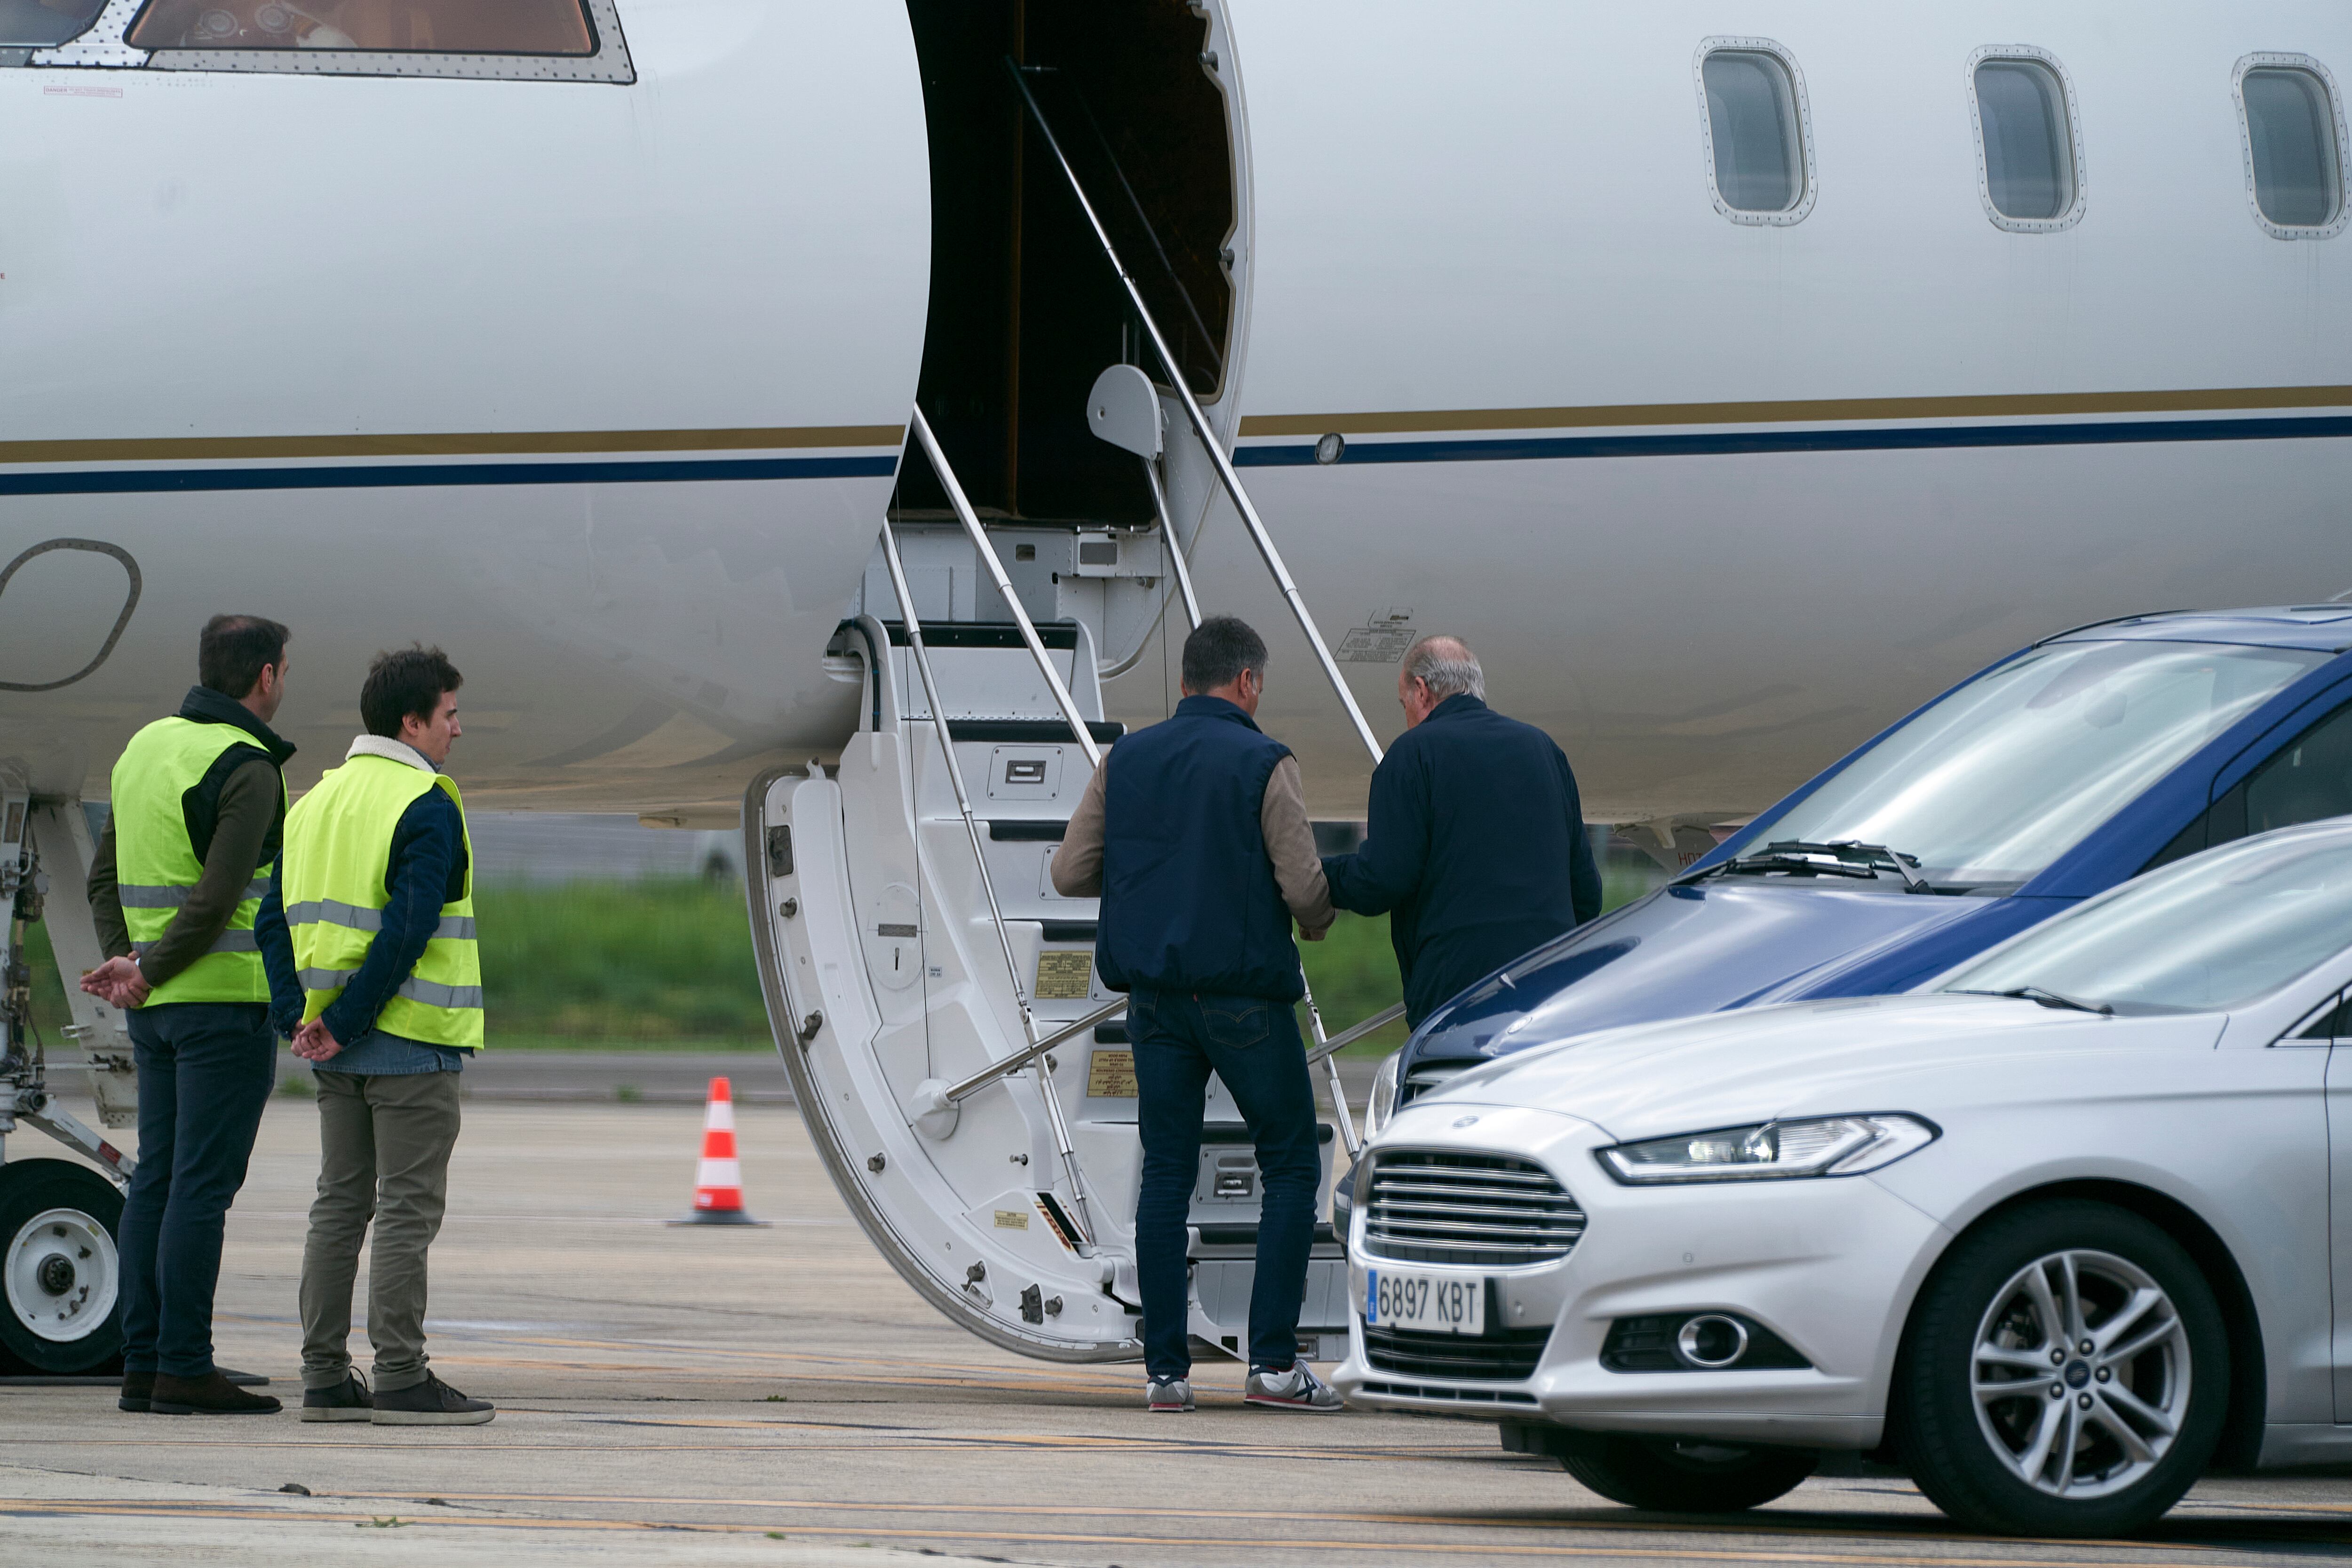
[909,406,1104,772]
[1006,59,1386,768]
[879,520,1034,1029]
[942,998,1129,1105]
[1302,1001,1408,1069]
[880,514,1100,1244]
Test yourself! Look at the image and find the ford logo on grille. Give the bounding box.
[1452,1115,1480,1128]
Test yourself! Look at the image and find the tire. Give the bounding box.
[1894,1199,2227,1537]
[0,1159,126,1377]
[1555,1431,1818,1512]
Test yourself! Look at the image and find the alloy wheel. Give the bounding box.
[1970,1247,2189,1499]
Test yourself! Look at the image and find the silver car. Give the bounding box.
[1334,817,2352,1536]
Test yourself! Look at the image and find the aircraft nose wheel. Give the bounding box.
[0,1160,126,1376]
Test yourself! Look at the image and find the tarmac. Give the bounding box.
[9,1060,2352,1567]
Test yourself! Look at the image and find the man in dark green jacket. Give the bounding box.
[83,614,300,1417]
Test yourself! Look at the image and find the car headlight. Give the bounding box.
[1363,1049,1402,1138]
[1597,1114,1938,1185]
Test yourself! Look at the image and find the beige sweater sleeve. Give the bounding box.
[1049,750,1332,941]
[1050,756,1108,897]
[1263,755,1334,939]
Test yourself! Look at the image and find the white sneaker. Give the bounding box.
[1146,1377,1195,1412]
[1244,1361,1343,1412]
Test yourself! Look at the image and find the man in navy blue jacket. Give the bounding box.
[1053,617,1341,1414]
[1324,636,1604,1027]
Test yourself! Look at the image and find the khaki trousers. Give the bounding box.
[300,1069,461,1393]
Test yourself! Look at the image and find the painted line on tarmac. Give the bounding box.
[0,1500,2291,1565]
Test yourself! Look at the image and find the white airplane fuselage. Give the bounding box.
[4,0,2348,824]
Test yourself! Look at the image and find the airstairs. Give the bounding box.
[741,66,1402,1362]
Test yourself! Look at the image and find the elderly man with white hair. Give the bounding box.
[1321,635,1603,1026]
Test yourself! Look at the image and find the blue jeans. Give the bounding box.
[1128,986,1321,1380]
[119,1002,276,1378]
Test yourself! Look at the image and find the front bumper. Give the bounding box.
[1329,1103,1947,1451]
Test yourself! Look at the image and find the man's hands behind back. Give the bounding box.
[292,1018,343,1062]
[79,956,150,1010]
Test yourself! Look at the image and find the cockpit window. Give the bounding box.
[1754,641,2326,890]
[1,0,108,47]
[127,0,592,53]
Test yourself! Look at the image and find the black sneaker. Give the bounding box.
[301,1370,373,1424]
[118,1370,152,1413]
[371,1371,494,1426]
[150,1370,283,1416]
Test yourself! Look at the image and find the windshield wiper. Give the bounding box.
[1966,985,2114,1016]
[1681,839,1931,893]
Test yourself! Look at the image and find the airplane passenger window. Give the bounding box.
[126,0,592,53]
[2239,63,2345,231]
[1971,55,2080,227]
[1,0,106,46]
[1699,45,1811,221]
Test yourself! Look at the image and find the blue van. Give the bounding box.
[1346,606,2352,1197]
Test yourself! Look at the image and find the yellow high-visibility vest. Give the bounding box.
[109,718,284,1006]
[283,751,482,1049]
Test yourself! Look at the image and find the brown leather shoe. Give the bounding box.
[119,1370,153,1413]
[150,1370,282,1416]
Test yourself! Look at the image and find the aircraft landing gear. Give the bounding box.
[0,1158,124,1376]
[0,794,136,1377]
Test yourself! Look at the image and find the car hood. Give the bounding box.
[1402,992,2226,1143]
[1410,880,1991,1063]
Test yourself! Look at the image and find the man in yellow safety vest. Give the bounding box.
[280,644,493,1426]
[82,614,299,1417]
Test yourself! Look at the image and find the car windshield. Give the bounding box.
[1942,828,2352,1014]
[1756,641,2324,888]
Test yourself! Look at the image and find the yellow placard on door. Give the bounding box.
[1087,1049,1137,1098]
[1035,950,1093,1000]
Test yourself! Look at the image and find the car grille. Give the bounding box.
[1363,1323,1553,1382]
[1398,1061,1469,1109]
[1362,1150,1586,1267]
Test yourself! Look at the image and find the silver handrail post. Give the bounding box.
[882,517,1098,1245]
[1298,979,1360,1159]
[1006,61,1385,769]
[909,406,1104,773]
[1142,458,1203,632]
[880,523,1031,1032]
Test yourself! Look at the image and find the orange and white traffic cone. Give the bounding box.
[669,1077,769,1227]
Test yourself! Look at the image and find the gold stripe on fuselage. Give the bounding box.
[1235,385,2352,438]
[0,425,907,465]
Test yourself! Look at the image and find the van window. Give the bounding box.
[2238,60,2345,233]
[127,0,592,53]
[1,0,107,46]
[1700,46,1810,219]
[1972,55,2080,225]
[1758,641,2325,891]
[2247,699,2352,834]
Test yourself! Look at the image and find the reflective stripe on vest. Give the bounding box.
[283,753,482,1050]
[118,878,271,909]
[284,899,477,941]
[108,716,283,1006]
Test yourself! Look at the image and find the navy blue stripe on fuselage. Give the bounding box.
[0,453,899,497]
[1233,413,2352,467]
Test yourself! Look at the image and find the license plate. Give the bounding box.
[1364,1269,1486,1334]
